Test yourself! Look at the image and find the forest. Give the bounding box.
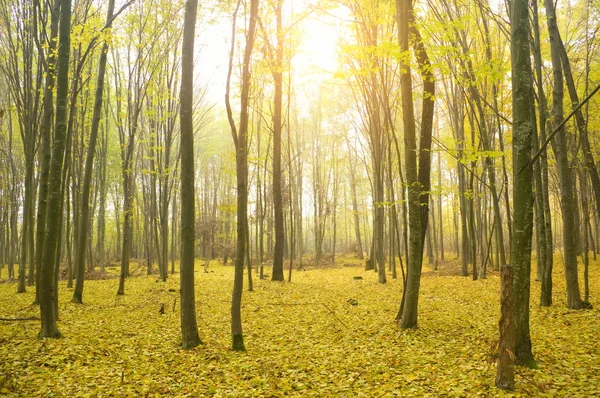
[0,0,599,395]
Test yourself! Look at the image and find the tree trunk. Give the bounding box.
[225,0,259,352]
[580,170,590,303]
[510,0,537,366]
[349,157,364,259]
[96,123,107,273]
[34,0,60,305]
[179,0,201,350]
[558,37,600,220]
[437,126,444,262]
[544,0,583,310]
[39,0,72,338]
[271,0,285,281]
[496,264,515,390]
[396,0,421,329]
[72,0,115,304]
[531,0,553,307]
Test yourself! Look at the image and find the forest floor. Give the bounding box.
[1,255,599,397]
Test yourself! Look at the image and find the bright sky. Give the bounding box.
[195,1,346,106]
[293,9,341,86]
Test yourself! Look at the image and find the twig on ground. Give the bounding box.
[322,303,349,329]
[515,368,545,392]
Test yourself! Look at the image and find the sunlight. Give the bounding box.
[294,13,340,84]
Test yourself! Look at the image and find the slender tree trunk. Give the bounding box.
[39,0,72,338]
[34,0,60,305]
[171,190,177,274]
[17,165,33,293]
[97,124,107,273]
[271,0,285,282]
[437,126,444,262]
[545,0,583,310]
[430,198,438,270]
[580,170,590,303]
[349,158,364,259]
[531,0,553,306]
[72,0,115,303]
[532,106,547,284]
[558,39,600,220]
[179,0,201,350]
[396,0,421,329]
[225,0,259,352]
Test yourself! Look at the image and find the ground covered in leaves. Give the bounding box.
[1,256,600,397]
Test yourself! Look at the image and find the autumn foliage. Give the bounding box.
[1,257,599,396]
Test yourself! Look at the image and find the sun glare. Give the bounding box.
[295,15,339,81]
[293,5,352,90]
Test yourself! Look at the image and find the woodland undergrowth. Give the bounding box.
[1,255,599,397]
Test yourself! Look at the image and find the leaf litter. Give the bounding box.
[1,255,599,397]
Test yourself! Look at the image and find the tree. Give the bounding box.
[544,0,584,310]
[72,0,116,304]
[498,0,536,378]
[113,0,171,295]
[270,0,285,282]
[0,0,43,294]
[396,0,419,328]
[396,0,435,328]
[179,0,201,350]
[225,0,260,352]
[530,0,553,307]
[34,0,60,305]
[39,0,72,339]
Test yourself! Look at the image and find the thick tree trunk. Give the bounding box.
[496,264,515,390]
[510,0,536,367]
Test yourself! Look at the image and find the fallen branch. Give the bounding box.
[0,316,39,321]
[322,304,349,329]
[515,368,545,392]
[350,371,365,387]
[130,262,145,276]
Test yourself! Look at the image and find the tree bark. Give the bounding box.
[271,0,285,281]
[531,0,553,307]
[544,0,583,310]
[396,0,421,329]
[225,0,259,352]
[510,0,536,367]
[39,0,72,338]
[72,0,115,304]
[179,0,201,350]
[496,264,515,390]
[34,0,60,305]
